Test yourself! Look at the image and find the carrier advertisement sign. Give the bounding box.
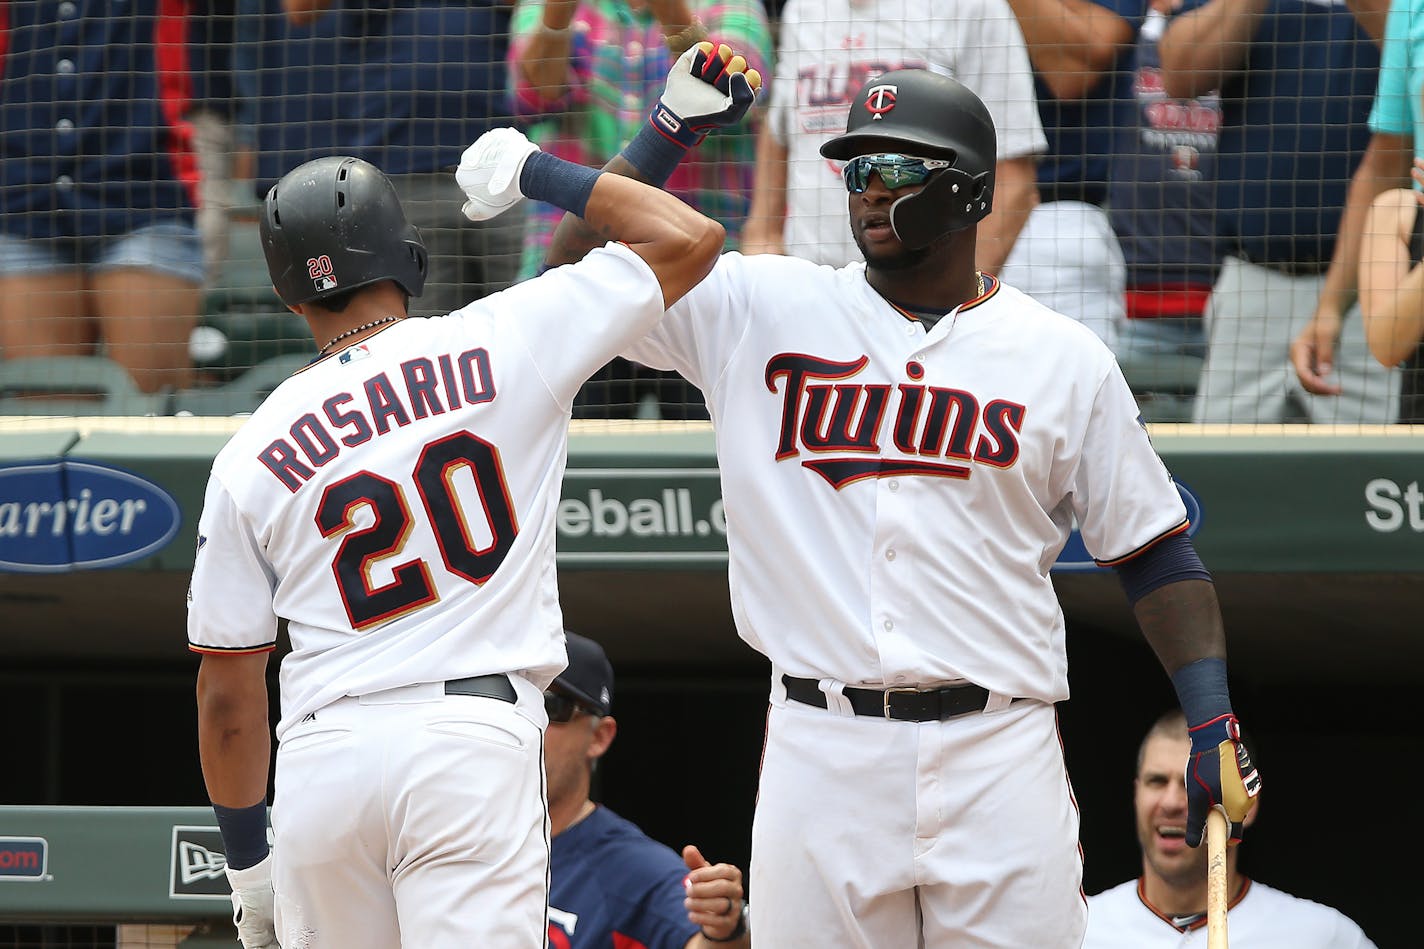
[0,460,182,573]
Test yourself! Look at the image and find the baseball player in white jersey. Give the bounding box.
[187,50,758,948]
[741,0,1047,272]
[1085,710,1376,949]
[544,67,1261,947]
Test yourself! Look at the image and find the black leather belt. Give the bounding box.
[445,674,516,703]
[782,674,995,723]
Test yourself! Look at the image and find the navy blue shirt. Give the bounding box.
[251,0,513,195]
[1108,11,1222,292]
[1034,0,1148,206]
[1172,0,1378,267]
[548,806,699,949]
[0,0,200,240]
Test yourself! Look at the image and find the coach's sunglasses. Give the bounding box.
[842,153,952,193]
[544,689,598,724]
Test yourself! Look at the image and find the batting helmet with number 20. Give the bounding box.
[260,156,428,308]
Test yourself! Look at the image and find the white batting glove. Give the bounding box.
[226,853,280,949]
[456,127,541,222]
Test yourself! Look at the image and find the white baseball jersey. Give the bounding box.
[768,0,1048,265]
[187,243,663,739]
[1086,879,1378,948]
[624,253,1187,702]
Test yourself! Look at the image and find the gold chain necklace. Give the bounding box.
[319,316,402,356]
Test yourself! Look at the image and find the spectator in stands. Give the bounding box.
[0,3,208,395]
[546,631,750,949]
[1292,0,1419,421]
[1084,708,1378,948]
[1108,0,1221,405]
[187,3,260,283]
[1352,160,1424,423]
[250,0,520,320]
[738,0,1045,276]
[1160,0,1397,424]
[507,0,773,420]
[998,0,1147,349]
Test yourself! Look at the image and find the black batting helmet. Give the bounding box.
[822,70,997,245]
[260,156,428,307]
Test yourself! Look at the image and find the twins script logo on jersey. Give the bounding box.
[766,352,1023,488]
[307,254,337,293]
[864,83,897,119]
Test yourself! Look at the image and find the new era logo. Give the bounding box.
[169,826,232,900]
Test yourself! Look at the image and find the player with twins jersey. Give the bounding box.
[186,49,757,947]
[742,0,1046,272]
[1085,710,1376,949]
[544,67,1261,947]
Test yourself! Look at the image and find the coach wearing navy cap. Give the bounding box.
[544,631,750,948]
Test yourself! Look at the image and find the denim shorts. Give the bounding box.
[0,221,205,285]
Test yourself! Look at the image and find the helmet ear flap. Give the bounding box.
[888,165,994,249]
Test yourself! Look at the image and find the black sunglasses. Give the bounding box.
[544,689,597,724]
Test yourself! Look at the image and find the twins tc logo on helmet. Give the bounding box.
[864,84,897,120]
[307,255,338,292]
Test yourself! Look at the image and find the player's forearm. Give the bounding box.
[544,154,656,269]
[197,654,272,808]
[584,174,725,308]
[1131,578,1227,676]
[1158,0,1270,99]
[975,158,1038,274]
[1007,0,1133,99]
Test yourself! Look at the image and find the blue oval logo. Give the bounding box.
[1053,480,1204,573]
[0,460,182,573]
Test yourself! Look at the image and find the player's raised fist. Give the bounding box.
[456,127,541,222]
[650,40,761,149]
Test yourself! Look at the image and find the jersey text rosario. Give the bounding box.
[258,347,497,492]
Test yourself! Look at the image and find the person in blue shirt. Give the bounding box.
[1291,0,1420,422]
[999,0,1149,351]
[545,632,750,949]
[1160,0,1398,424]
[249,0,522,319]
[0,1,210,394]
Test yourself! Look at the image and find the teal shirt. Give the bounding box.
[1370,0,1424,166]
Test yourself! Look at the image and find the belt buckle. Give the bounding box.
[882,686,921,719]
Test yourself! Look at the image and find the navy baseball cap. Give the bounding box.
[553,631,614,716]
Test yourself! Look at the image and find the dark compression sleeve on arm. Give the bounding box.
[1112,531,1212,605]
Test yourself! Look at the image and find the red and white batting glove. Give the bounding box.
[1184,713,1261,847]
[456,127,541,221]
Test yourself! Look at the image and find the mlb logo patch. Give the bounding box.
[339,344,371,364]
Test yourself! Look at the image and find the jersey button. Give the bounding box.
[887,479,899,492]
[883,619,894,631]
[885,549,896,561]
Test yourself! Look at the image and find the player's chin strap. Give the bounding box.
[889,165,993,249]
